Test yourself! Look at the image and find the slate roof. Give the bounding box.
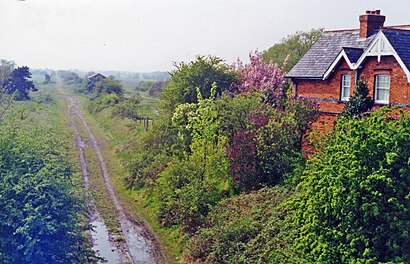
[382,28,410,73]
[87,73,106,80]
[343,47,364,64]
[286,30,375,79]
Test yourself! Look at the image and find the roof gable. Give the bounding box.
[286,30,374,79]
[382,29,410,79]
[287,27,410,82]
[87,73,106,80]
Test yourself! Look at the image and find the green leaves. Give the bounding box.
[0,107,89,263]
[160,55,237,111]
[263,28,324,73]
[294,108,410,263]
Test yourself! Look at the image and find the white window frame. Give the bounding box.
[374,75,390,104]
[341,74,351,101]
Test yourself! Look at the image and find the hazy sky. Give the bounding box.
[1,0,410,72]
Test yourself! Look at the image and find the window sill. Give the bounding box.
[337,99,349,103]
[374,101,389,105]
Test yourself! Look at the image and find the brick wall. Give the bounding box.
[294,55,410,131]
[359,56,410,105]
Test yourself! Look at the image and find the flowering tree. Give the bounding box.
[232,50,285,104]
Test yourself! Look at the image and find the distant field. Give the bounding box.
[30,74,45,84]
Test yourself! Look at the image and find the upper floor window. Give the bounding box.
[375,75,390,104]
[341,74,351,101]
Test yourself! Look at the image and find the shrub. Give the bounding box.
[0,112,90,263]
[112,94,142,121]
[341,77,373,117]
[184,187,299,263]
[294,108,410,263]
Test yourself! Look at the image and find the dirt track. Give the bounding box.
[67,96,164,264]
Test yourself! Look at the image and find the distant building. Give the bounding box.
[87,73,106,82]
[287,10,410,130]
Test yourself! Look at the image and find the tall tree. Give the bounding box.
[160,55,237,111]
[263,28,324,73]
[231,50,285,104]
[3,66,37,101]
[0,59,16,86]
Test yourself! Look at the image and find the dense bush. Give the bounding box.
[112,94,142,121]
[160,55,238,111]
[0,111,90,263]
[228,96,318,191]
[57,70,82,85]
[156,86,232,233]
[184,187,300,264]
[87,76,124,112]
[294,108,410,263]
[123,53,319,258]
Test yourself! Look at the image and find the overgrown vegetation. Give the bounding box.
[0,89,92,263]
[86,76,125,112]
[294,108,410,263]
[79,30,409,263]
[118,51,319,254]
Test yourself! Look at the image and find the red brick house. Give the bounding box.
[286,10,410,130]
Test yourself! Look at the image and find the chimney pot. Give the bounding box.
[359,10,385,38]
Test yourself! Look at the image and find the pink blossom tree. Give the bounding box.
[232,50,285,104]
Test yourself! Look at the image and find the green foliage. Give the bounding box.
[256,113,304,185]
[263,28,323,72]
[136,80,166,97]
[160,56,237,111]
[121,55,320,260]
[88,76,124,112]
[156,85,233,233]
[185,187,300,264]
[228,96,319,191]
[3,66,38,101]
[342,77,374,117]
[0,109,90,263]
[294,108,410,263]
[89,93,121,112]
[57,70,82,85]
[0,59,15,85]
[112,94,142,120]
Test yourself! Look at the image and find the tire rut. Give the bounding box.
[67,96,164,264]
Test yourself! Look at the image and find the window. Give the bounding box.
[375,75,390,104]
[341,74,351,101]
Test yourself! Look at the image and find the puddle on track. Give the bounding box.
[91,219,122,264]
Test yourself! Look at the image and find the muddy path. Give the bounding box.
[67,96,165,264]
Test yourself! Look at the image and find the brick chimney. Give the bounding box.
[359,10,385,38]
